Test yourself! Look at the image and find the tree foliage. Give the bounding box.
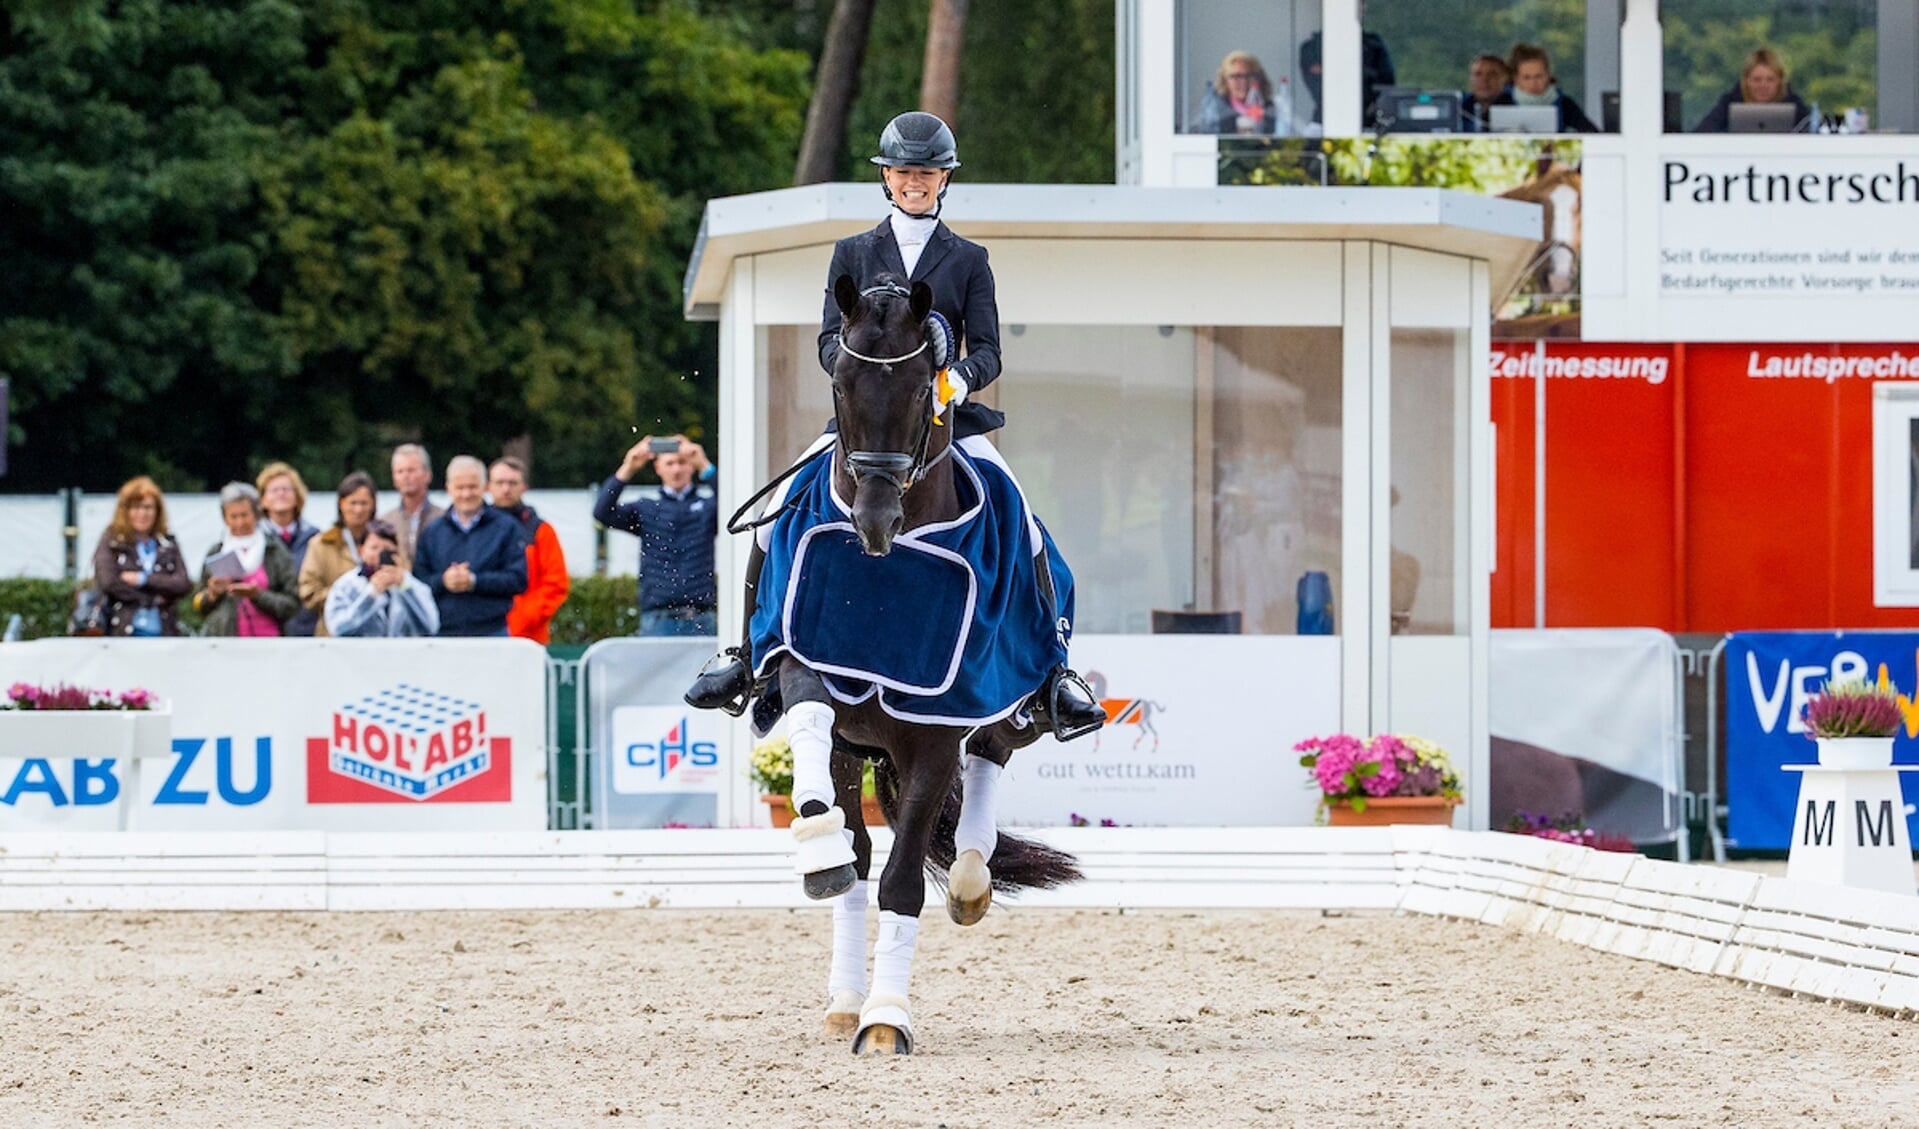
[0,0,808,492]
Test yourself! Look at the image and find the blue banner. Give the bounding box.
[1725,631,1919,849]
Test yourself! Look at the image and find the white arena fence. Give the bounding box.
[0,825,1912,1015]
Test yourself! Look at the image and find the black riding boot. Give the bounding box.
[1030,666,1105,742]
[684,542,765,716]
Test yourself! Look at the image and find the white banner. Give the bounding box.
[998,635,1341,827]
[0,639,547,831]
[1488,628,1681,842]
[1657,156,1919,335]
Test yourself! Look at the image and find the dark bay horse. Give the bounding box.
[768,275,1080,1055]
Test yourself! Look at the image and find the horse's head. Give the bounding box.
[831,273,943,556]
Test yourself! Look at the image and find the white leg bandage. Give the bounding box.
[787,700,835,813]
[829,880,870,997]
[954,753,1001,861]
[870,910,921,1002]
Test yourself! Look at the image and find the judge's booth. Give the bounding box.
[684,185,1540,832]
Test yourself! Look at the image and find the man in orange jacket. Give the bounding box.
[489,456,570,644]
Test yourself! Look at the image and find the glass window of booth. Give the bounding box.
[1663,0,1899,134]
[761,324,1346,637]
[1390,328,1471,636]
[1366,1,1613,134]
[1176,1,1323,137]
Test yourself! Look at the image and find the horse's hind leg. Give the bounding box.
[824,745,873,1036]
[947,731,1002,925]
[778,657,857,900]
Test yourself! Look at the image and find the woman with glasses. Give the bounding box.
[91,476,192,637]
[1193,51,1275,135]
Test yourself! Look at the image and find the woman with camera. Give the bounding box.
[191,482,301,637]
[298,470,399,637]
[592,432,718,637]
[322,518,439,637]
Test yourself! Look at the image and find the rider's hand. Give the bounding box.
[937,368,969,416]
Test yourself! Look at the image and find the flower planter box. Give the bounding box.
[1325,795,1459,827]
[0,704,173,762]
[1816,736,1895,769]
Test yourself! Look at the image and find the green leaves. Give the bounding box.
[1,0,807,490]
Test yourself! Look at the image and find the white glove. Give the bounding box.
[937,368,969,417]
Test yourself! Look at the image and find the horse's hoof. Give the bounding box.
[824,990,865,1036]
[946,849,992,926]
[803,862,858,901]
[853,1023,911,1055]
[852,995,914,1055]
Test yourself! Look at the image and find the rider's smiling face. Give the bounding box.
[883,166,948,215]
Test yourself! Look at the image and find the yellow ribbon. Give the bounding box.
[933,368,958,426]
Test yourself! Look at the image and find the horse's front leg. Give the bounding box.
[824,746,873,1036]
[778,657,858,901]
[855,734,960,1056]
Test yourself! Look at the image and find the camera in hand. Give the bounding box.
[649,437,682,454]
[379,549,398,568]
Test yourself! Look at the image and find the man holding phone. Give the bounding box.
[593,433,719,636]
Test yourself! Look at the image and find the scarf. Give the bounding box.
[889,210,938,276]
[221,529,267,575]
[1230,94,1267,123]
[1513,86,1559,107]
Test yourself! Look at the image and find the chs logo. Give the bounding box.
[306,684,513,804]
[611,707,722,795]
[625,719,718,780]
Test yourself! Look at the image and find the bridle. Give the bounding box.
[835,284,950,495]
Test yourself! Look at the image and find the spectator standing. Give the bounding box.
[255,461,323,636]
[414,455,528,637]
[1492,43,1597,133]
[299,471,388,638]
[91,476,192,637]
[1299,4,1396,129]
[1461,52,1511,131]
[489,456,570,645]
[324,519,440,637]
[192,483,300,637]
[1692,47,1811,133]
[593,435,718,637]
[381,443,445,564]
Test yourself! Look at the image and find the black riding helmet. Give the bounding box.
[873,112,959,218]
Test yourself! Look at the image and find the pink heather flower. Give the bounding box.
[117,689,155,710]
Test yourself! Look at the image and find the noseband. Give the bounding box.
[837,285,950,494]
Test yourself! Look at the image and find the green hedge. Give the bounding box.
[0,575,643,644]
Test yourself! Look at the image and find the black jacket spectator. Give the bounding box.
[412,506,528,636]
[1298,30,1396,127]
[818,219,1004,439]
[593,474,720,613]
[1692,82,1812,133]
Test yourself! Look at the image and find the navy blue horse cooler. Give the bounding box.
[750,445,1073,727]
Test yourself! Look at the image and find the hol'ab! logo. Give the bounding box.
[306,684,512,803]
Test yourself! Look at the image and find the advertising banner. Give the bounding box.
[998,635,1341,827]
[0,639,547,831]
[583,638,729,829]
[1724,631,1919,849]
[1487,629,1681,843]
[1658,155,1919,338]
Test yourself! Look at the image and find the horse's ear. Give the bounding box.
[908,280,933,324]
[834,274,859,320]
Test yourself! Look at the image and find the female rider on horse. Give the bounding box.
[685,111,1105,743]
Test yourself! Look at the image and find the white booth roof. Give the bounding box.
[683,183,1542,320]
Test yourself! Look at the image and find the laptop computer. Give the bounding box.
[1729,102,1800,133]
[1488,104,1559,134]
[1374,88,1462,133]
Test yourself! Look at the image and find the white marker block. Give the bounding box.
[1783,765,1919,898]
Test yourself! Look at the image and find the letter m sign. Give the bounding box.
[1803,799,1835,846]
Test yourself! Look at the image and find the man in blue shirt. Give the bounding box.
[593,434,719,636]
[413,455,529,637]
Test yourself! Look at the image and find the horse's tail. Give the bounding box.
[875,756,1083,892]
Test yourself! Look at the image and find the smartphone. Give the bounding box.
[379,550,398,568]
[649,437,682,454]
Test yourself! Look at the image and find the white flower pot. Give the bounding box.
[1815,736,1895,769]
[0,704,173,762]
